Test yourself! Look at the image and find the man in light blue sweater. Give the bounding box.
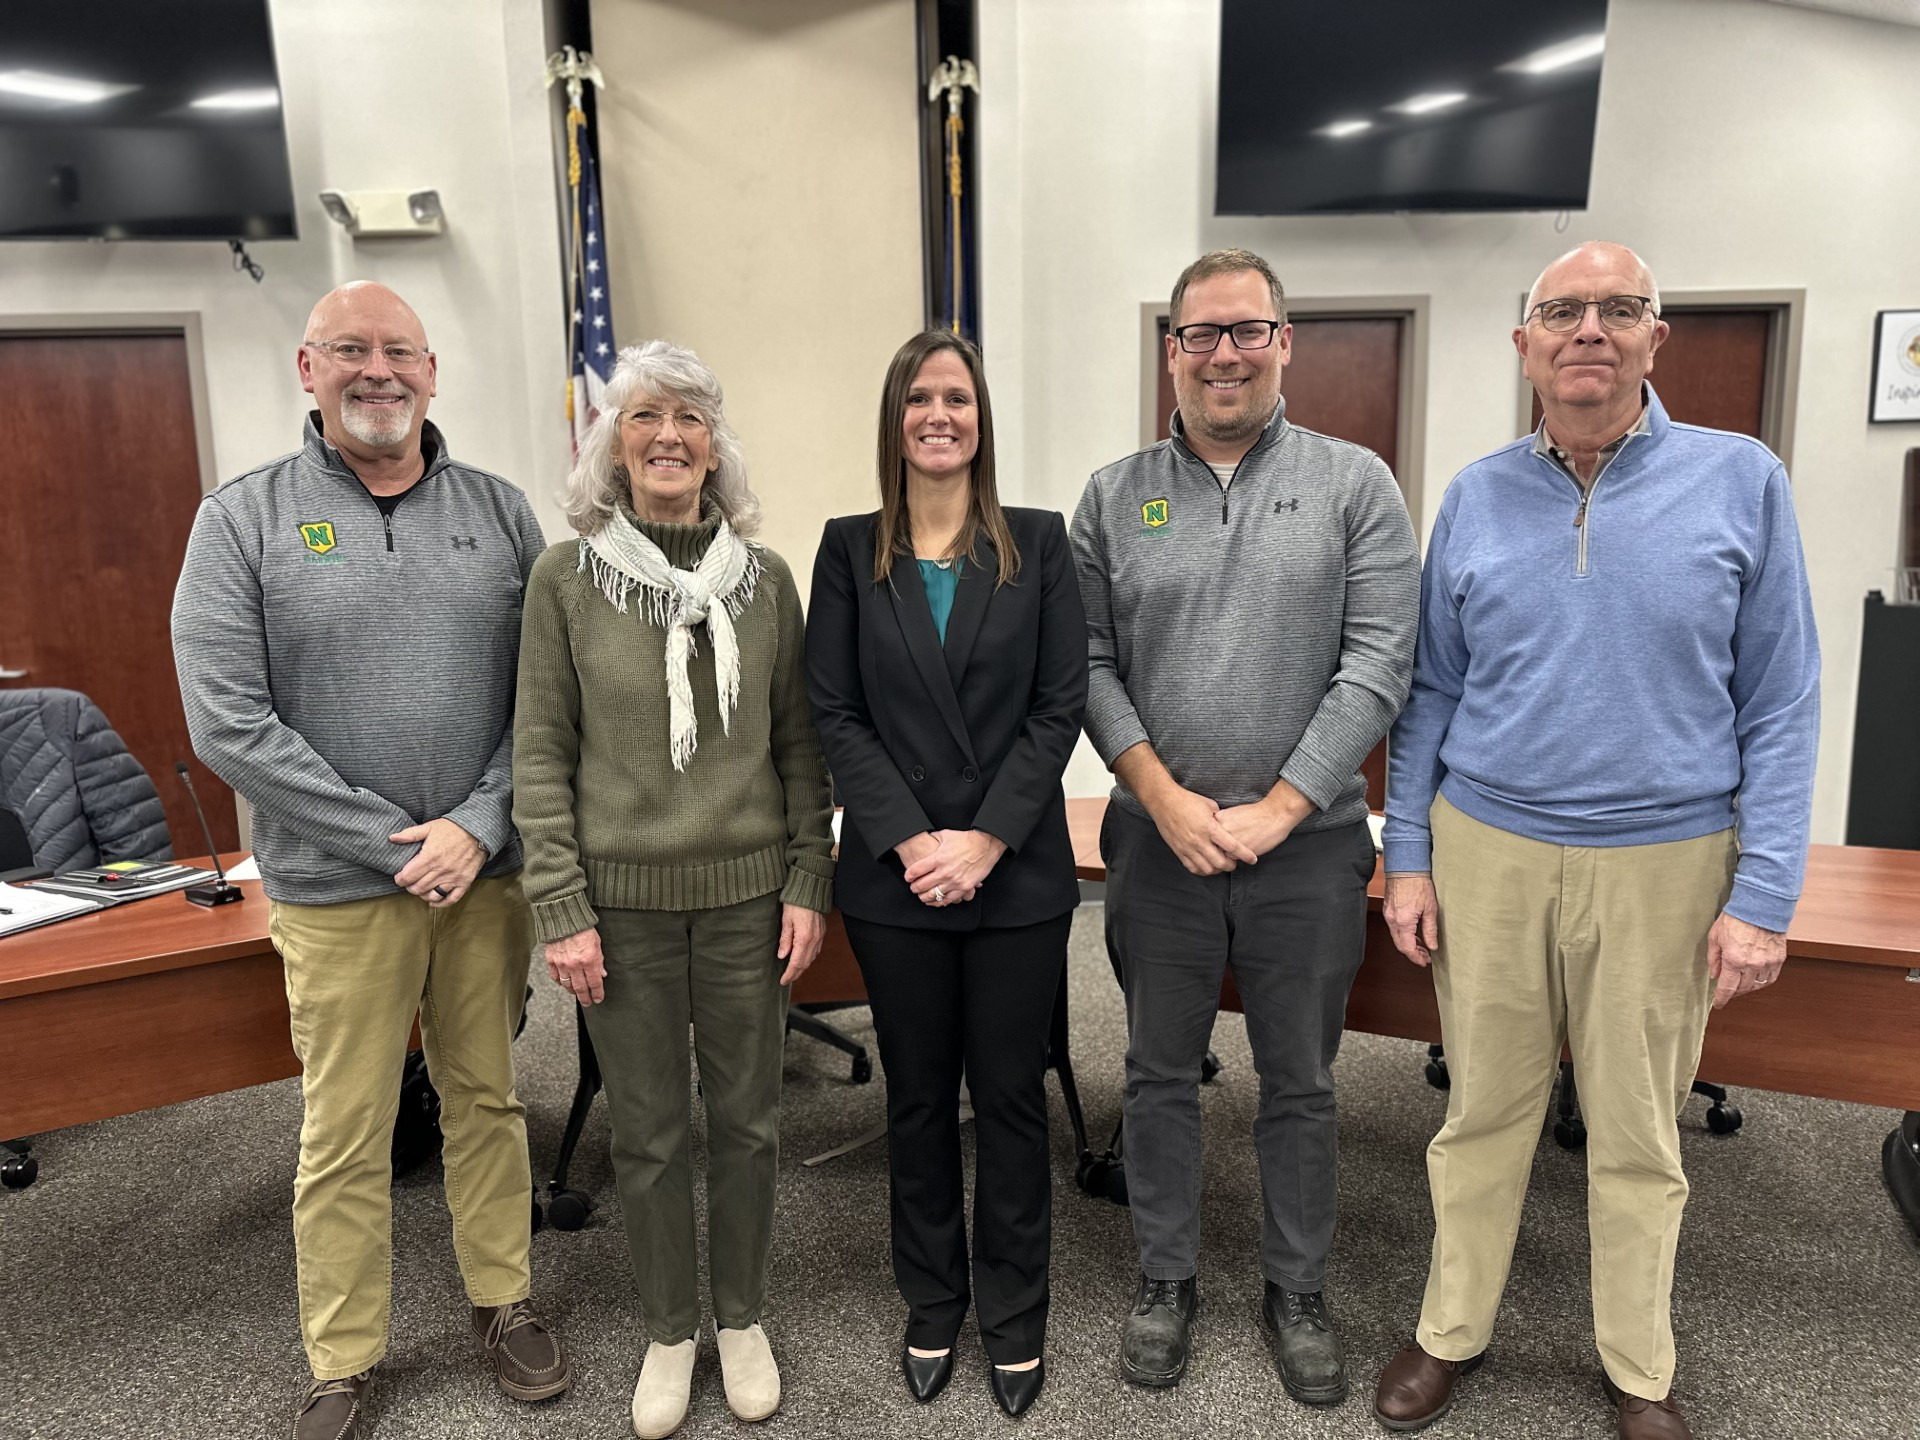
[1374,244,1819,1440]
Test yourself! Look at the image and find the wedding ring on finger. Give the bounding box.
[932,887,946,904]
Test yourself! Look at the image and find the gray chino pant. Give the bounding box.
[1102,802,1375,1291]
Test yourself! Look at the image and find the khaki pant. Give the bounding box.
[270,874,535,1379]
[1416,796,1735,1401]
[584,895,788,1346]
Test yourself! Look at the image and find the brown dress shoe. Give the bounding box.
[1372,1341,1483,1432]
[473,1300,572,1401]
[292,1370,370,1440]
[1603,1373,1692,1439]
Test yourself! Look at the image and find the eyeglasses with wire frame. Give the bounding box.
[304,339,432,372]
[620,407,710,431]
[1172,319,1284,354]
[1524,295,1658,333]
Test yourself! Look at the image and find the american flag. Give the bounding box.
[566,105,615,455]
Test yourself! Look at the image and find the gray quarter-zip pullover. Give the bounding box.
[171,414,545,904]
[1069,401,1419,831]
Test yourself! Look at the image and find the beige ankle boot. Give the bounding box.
[714,1323,781,1422]
[630,1336,698,1439]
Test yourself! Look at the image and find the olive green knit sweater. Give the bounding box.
[512,515,834,944]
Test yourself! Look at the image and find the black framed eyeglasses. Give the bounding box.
[1173,319,1283,354]
[1525,295,1657,333]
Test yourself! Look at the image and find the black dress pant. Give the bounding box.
[843,912,1073,1363]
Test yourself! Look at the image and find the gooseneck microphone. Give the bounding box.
[175,762,245,907]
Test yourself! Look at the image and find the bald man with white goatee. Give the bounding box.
[1373,244,1819,1440]
[172,282,569,1440]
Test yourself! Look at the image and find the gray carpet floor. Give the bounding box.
[3,906,1915,1439]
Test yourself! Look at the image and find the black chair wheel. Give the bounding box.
[1200,1050,1222,1085]
[1,1154,38,1190]
[1705,1104,1743,1136]
[530,1192,545,1235]
[1076,1152,1130,1206]
[1424,1058,1451,1091]
[547,1188,594,1231]
[850,1053,873,1085]
[1553,1118,1587,1151]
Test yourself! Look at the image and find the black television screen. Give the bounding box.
[0,0,297,241]
[1216,0,1610,216]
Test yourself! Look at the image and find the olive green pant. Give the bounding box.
[270,874,535,1380]
[585,893,788,1345]
[1416,796,1736,1401]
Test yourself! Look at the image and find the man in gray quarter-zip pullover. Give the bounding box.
[1069,250,1419,1406]
[171,283,570,1440]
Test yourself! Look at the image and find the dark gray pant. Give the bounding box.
[1102,804,1374,1291]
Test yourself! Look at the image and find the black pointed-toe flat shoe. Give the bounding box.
[902,1345,954,1403]
[989,1359,1045,1418]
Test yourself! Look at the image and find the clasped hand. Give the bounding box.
[1151,786,1301,877]
[392,817,484,907]
[896,829,1007,907]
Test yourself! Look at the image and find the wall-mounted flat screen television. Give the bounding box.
[0,0,297,240]
[1216,0,1610,216]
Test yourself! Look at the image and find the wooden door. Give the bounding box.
[0,333,239,854]
[1529,307,1774,439]
[1153,312,1404,808]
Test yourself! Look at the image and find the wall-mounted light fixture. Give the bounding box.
[317,189,445,238]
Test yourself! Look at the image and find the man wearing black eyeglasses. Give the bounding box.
[1376,243,1819,1440]
[173,282,570,1439]
[1070,249,1420,1405]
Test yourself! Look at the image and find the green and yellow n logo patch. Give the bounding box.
[299,522,338,555]
[1141,497,1170,530]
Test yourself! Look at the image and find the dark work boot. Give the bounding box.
[1119,1274,1199,1388]
[291,1370,371,1440]
[472,1300,572,1402]
[1262,1283,1348,1405]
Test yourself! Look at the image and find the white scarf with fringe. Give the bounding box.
[578,511,760,771]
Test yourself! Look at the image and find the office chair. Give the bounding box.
[540,979,1095,1232]
[541,1003,886,1232]
[1884,1111,1920,1241]
[1074,882,1224,1207]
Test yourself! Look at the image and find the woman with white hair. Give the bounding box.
[513,340,834,1439]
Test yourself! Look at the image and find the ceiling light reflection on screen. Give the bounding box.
[190,88,281,110]
[0,69,136,104]
[1503,33,1607,75]
[1316,119,1373,139]
[1388,92,1468,116]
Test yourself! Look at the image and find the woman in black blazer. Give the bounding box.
[806,331,1086,1418]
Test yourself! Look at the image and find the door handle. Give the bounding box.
[0,667,27,679]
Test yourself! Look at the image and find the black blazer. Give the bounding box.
[806,507,1088,931]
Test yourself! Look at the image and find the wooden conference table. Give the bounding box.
[3,811,1918,1142]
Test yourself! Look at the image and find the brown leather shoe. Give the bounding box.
[473,1300,572,1401]
[292,1370,370,1440]
[1603,1373,1692,1439]
[1372,1341,1483,1432]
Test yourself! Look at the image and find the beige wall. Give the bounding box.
[982,0,1920,830]
[592,0,924,595]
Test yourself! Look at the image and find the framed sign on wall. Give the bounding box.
[1870,309,1920,422]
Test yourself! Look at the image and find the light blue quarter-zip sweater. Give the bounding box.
[1383,389,1819,932]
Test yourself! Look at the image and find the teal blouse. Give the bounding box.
[917,556,963,643]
